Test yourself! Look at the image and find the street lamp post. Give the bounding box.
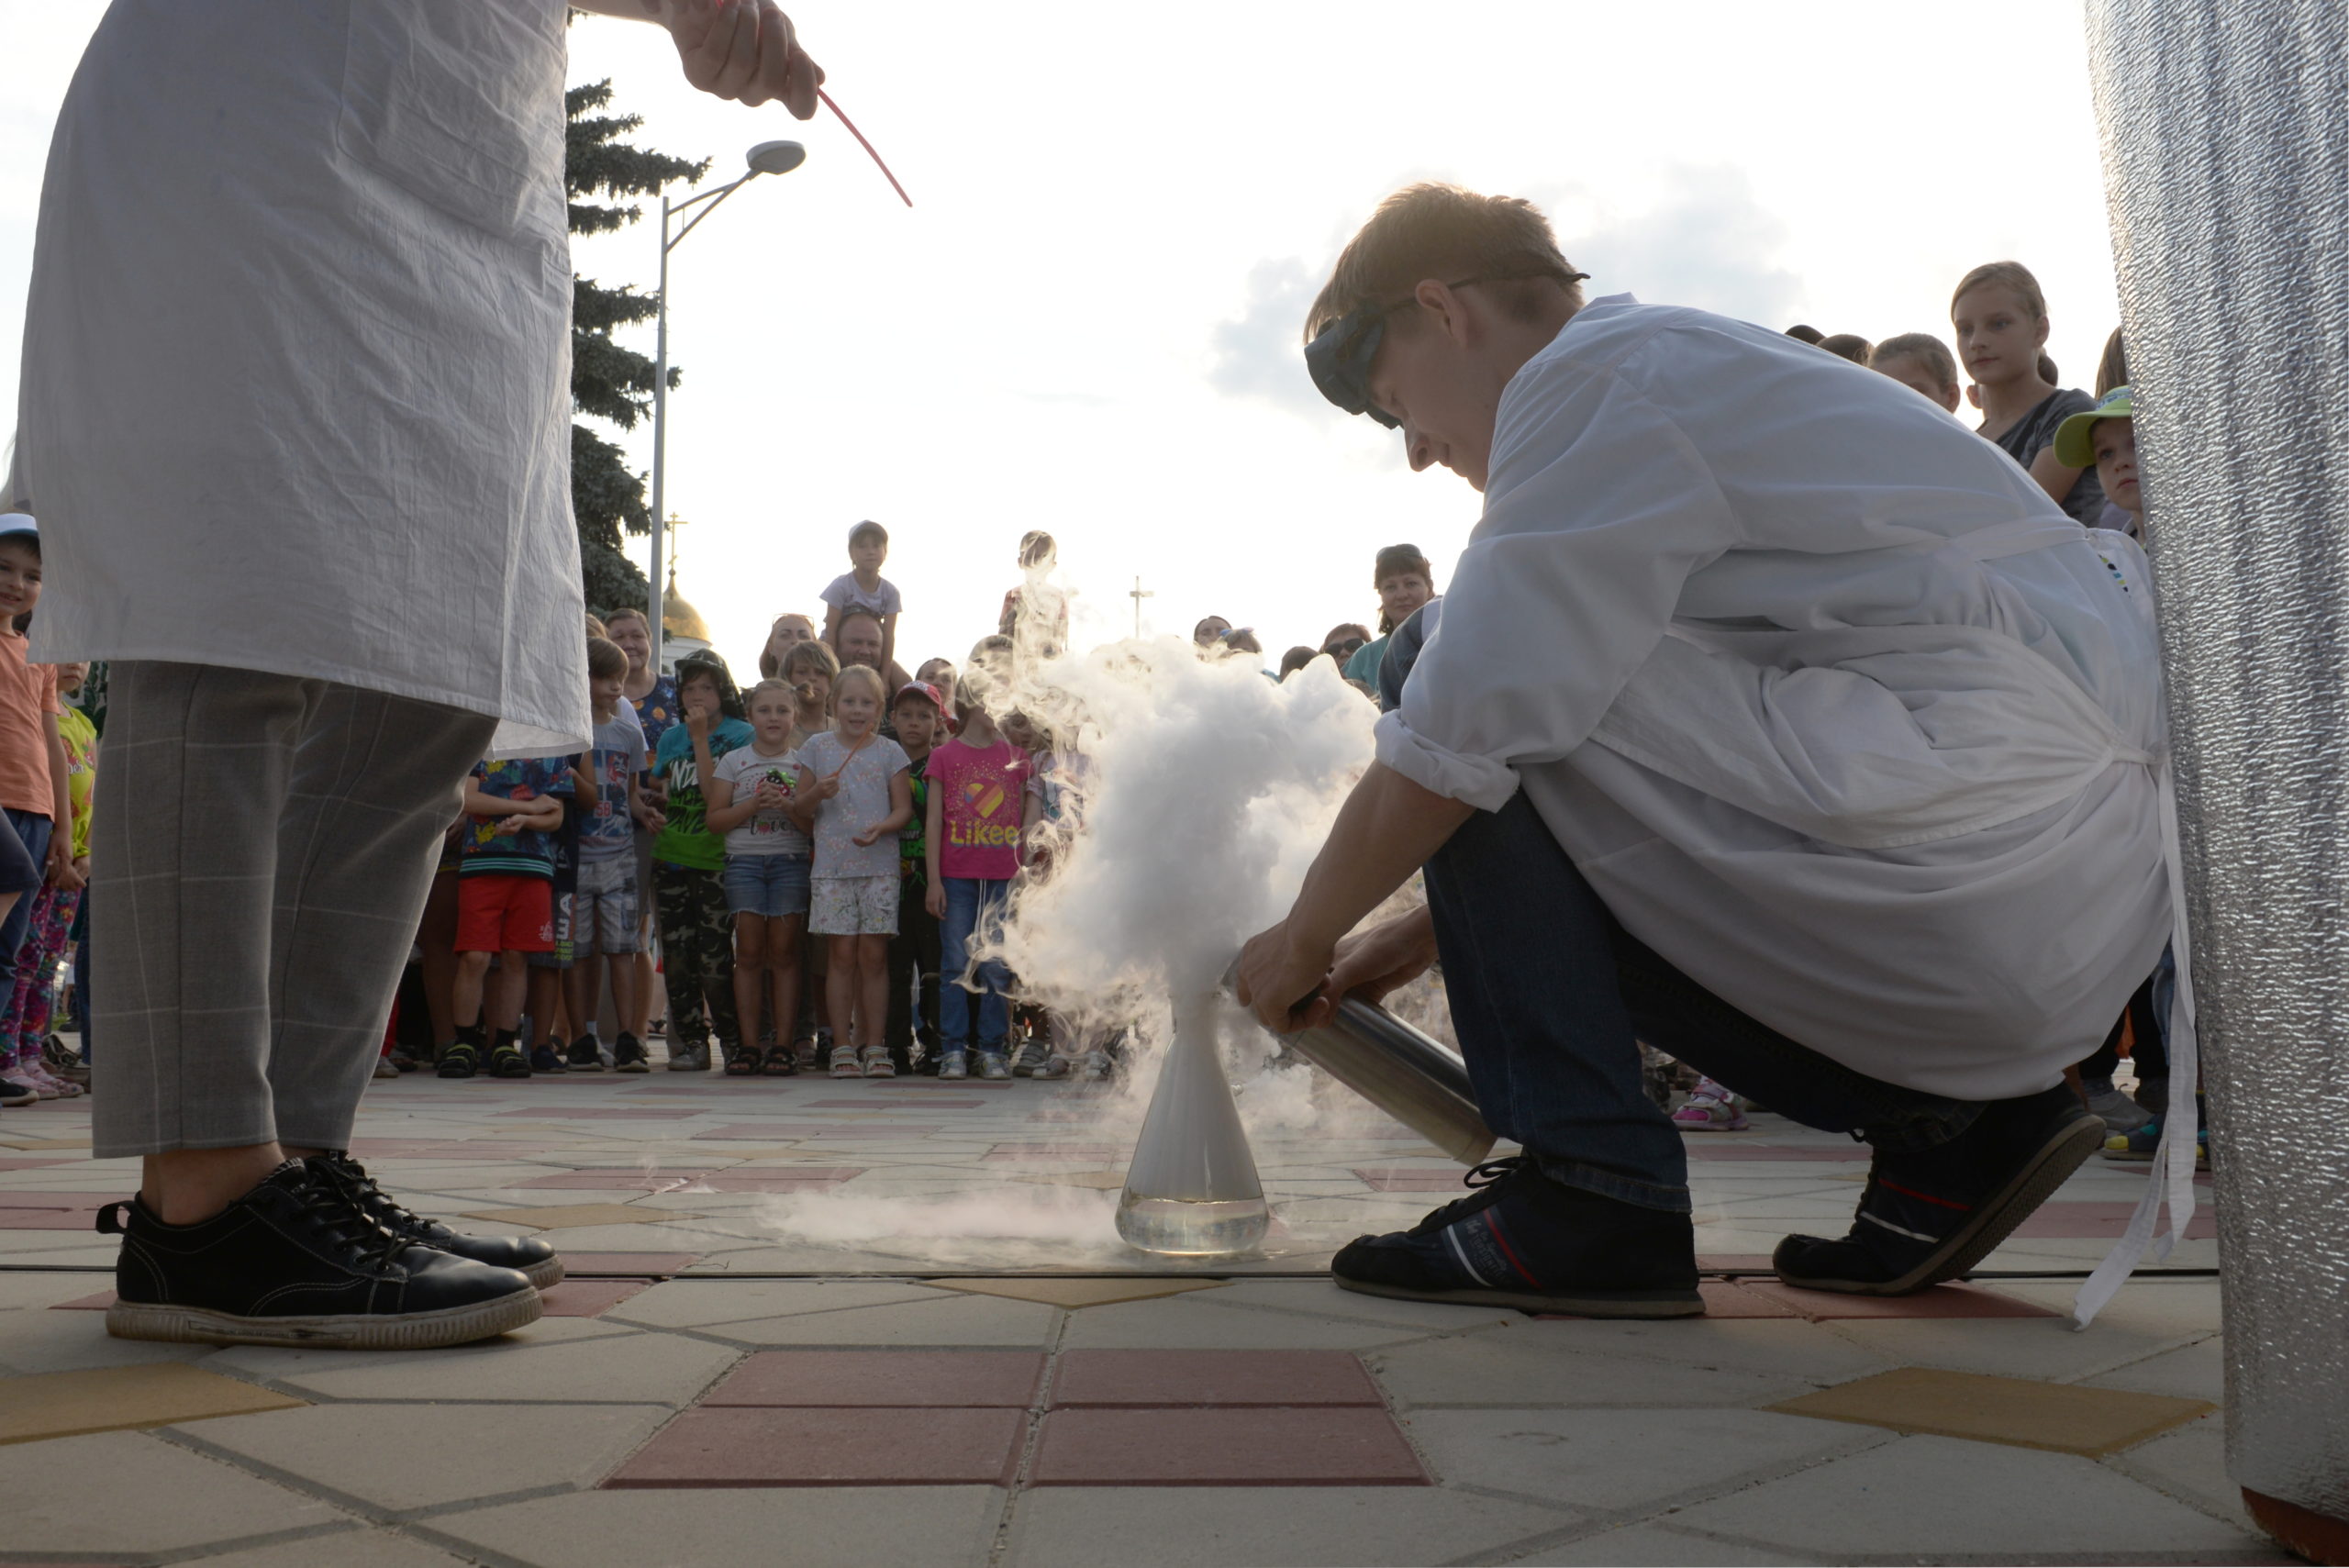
[646,139,807,673]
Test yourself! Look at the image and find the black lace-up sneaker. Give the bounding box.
[308,1151,563,1288]
[611,1032,650,1073]
[99,1161,540,1349]
[1330,1157,1703,1318]
[565,1033,605,1072]
[1773,1084,2105,1295]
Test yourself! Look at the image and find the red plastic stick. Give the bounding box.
[819,89,912,207]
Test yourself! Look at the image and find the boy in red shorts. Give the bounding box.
[443,754,567,1079]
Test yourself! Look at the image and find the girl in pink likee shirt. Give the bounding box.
[921,677,1027,1080]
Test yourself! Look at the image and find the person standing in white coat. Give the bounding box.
[6,0,824,1351]
[1238,183,2160,1318]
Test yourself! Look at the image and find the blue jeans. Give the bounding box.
[939,876,1011,1052]
[1424,790,1983,1214]
[0,808,53,1009]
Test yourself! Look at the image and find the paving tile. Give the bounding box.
[511,1169,857,1191]
[1666,1433,2266,1557]
[2012,1199,2219,1240]
[1003,1485,1575,1567]
[182,1400,669,1511]
[705,1349,1046,1407]
[1369,1332,1820,1411]
[2108,1412,2254,1528]
[1014,1170,1130,1190]
[930,1276,1225,1309]
[1205,1280,1518,1332]
[461,1203,698,1229]
[1766,1366,2212,1455]
[605,1405,1025,1486]
[538,1278,651,1317]
[491,1106,701,1119]
[1735,1280,2057,1319]
[1052,1350,1380,1407]
[0,1362,306,1444]
[808,1098,987,1109]
[2087,1336,2226,1402]
[606,1278,948,1329]
[1056,1292,1448,1352]
[3,1429,350,1554]
[214,1327,738,1406]
[1412,1405,1884,1514]
[433,1484,1005,1568]
[49,1289,112,1309]
[1031,1406,1424,1485]
[684,1292,1062,1348]
[1537,1281,1797,1321]
[0,1210,103,1228]
[184,1526,483,1567]
[554,1250,704,1274]
[0,1189,113,1207]
[1538,1524,1809,1564]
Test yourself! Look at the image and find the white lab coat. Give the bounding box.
[8,0,589,754]
[1379,298,2169,1100]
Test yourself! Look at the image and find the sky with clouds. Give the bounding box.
[1,1,2121,677]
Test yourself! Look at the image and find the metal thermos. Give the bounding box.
[1224,963,1497,1164]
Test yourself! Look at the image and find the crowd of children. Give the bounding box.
[0,258,2179,1138]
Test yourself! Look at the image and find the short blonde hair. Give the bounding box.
[779,639,840,687]
[831,663,887,710]
[1307,183,1583,342]
[744,677,797,714]
[1871,332,1960,394]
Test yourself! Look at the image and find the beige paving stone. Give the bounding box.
[2087,1335,2226,1402]
[214,1327,739,1405]
[1404,1407,1878,1508]
[0,1361,306,1444]
[1819,1313,2209,1383]
[173,1526,481,1567]
[931,1275,1227,1308]
[688,1291,1062,1348]
[1373,1336,1820,1412]
[0,1304,223,1375]
[1004,1485,1575,1568]
[1993,1274,2224,1336]
[2107,1412,2256,1529]
[5,1429,347,1553]
[1056,1292,1445,1351]
[1536,1524,1810,1564]
[0,1270,121,1309]
[1768,1366,2212,1456]
[428,1483,1005,1568]
[1505,1315,1899,1384]
[461,1202,697,1229]
[606,1277,947,1328]
[1667,1433,2267,1558]
[1207,1280,1519,1331]
[183,1400,671,1511]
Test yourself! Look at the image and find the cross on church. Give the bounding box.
[1130,575,1154,639]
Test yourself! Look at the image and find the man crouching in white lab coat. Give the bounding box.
[1238,183,2165,1317]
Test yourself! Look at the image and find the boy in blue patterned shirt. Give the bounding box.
[442,752,565,1079]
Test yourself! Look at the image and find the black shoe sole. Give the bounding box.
[1332,1273,1705,1318]
[106,1284,541,1350]
[1776,1109,2107,1296]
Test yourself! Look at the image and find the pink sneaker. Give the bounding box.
[10,1056,79,1099]
[1671,1078,1746,1131]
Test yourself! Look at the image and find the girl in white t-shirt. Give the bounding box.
[706,680,811,1076]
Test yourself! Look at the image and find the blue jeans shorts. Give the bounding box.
[723,853,811,919]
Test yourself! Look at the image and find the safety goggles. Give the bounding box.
[1302,269,1591,428]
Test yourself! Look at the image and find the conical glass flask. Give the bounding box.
[1116,993,1270,1256]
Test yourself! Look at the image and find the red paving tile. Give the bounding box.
[553,1251,703,1274]
[1030,1407,1427,1486]
[1535,1281,1801,1322]
[604,1407,1025,1487]
[51,1290,114,1310]
[705,1351,1047,1408]
[2011,1201,2217,1240]
[1736,1281,2061,1319]
[538,1278,652,1317]
[344,1139,471,1158]
[1052,1351,1381,1407]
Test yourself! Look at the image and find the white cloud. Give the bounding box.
[1208,255,1324,418]
[1536,165,1807,329]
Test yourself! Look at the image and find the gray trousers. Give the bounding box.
[91,662,494,1157]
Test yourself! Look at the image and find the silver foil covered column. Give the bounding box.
[2087,0,2349,1541]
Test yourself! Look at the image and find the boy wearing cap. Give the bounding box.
[2056,387,2143,537]
[822,521,903,676]
[885,680,945,1073]
[1237,183,2170,1317]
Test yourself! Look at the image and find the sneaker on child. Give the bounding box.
[611,1032,649,1072]
[978,1051,1012,1081]
[938,1051,969,1080]
[566,1033,604,1072]
[1670,1077,1748,1131]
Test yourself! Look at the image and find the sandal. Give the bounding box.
[760,1044,799,1076]
[723,1050,757,1077]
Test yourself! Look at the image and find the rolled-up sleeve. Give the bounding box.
[1382,339,1741,808]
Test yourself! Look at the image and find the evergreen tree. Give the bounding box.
[565,79,709,617]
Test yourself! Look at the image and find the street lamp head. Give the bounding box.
[746,139,807,177]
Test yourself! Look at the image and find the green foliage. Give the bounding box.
[565,80,710,613]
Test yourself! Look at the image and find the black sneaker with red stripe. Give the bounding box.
[1330,1158,1702,1318]
[1773,1084,2105,1295]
